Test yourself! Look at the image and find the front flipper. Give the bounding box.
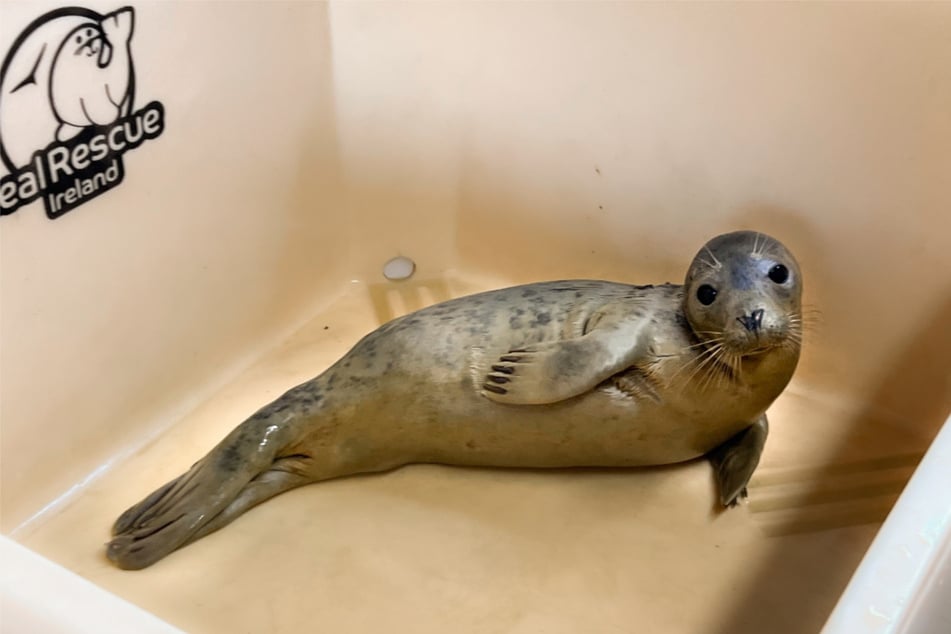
[481,317,649,405]
[709,415,768,506]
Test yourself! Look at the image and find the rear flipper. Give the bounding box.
[709,415,768,507]
[107,417,311,570]
[181,457,312,546]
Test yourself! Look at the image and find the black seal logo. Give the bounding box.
[0,6,165,219]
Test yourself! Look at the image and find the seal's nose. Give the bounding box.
[737,309,765,333]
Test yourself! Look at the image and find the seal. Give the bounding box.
[107,230,803,570]
[0,7,134,169]
[49,8,135,142]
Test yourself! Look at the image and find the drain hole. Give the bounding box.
[383,256,416,281]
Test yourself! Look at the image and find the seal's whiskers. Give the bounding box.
[680,342,728,392]
[701,245,723,271]
[698,344,731,393]
[666,337,724,387]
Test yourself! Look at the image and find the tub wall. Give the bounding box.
[0,1,346,532]
[2,0,950,540]
[330,1,951,410]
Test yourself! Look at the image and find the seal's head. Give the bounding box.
[684,231,802,357]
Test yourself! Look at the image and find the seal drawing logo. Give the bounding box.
[0,6,165,219]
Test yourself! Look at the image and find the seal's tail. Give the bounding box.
[106,415,311,570]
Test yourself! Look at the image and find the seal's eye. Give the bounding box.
[696,284,718,306]
[768,264,789,284]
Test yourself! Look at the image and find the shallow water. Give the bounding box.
[16,276,930,634]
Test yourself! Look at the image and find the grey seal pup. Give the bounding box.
[107,230,803,570]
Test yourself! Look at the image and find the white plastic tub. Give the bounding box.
[1,2,949,633]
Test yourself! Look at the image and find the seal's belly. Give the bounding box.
[361,379,751,469]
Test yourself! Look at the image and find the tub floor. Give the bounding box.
[16,275,930,634]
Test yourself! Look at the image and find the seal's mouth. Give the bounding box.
[737,342,782,357]
[723,306,803,358]
[725,332,790,358]
[692,327,792,365]
[678,335,789,391]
